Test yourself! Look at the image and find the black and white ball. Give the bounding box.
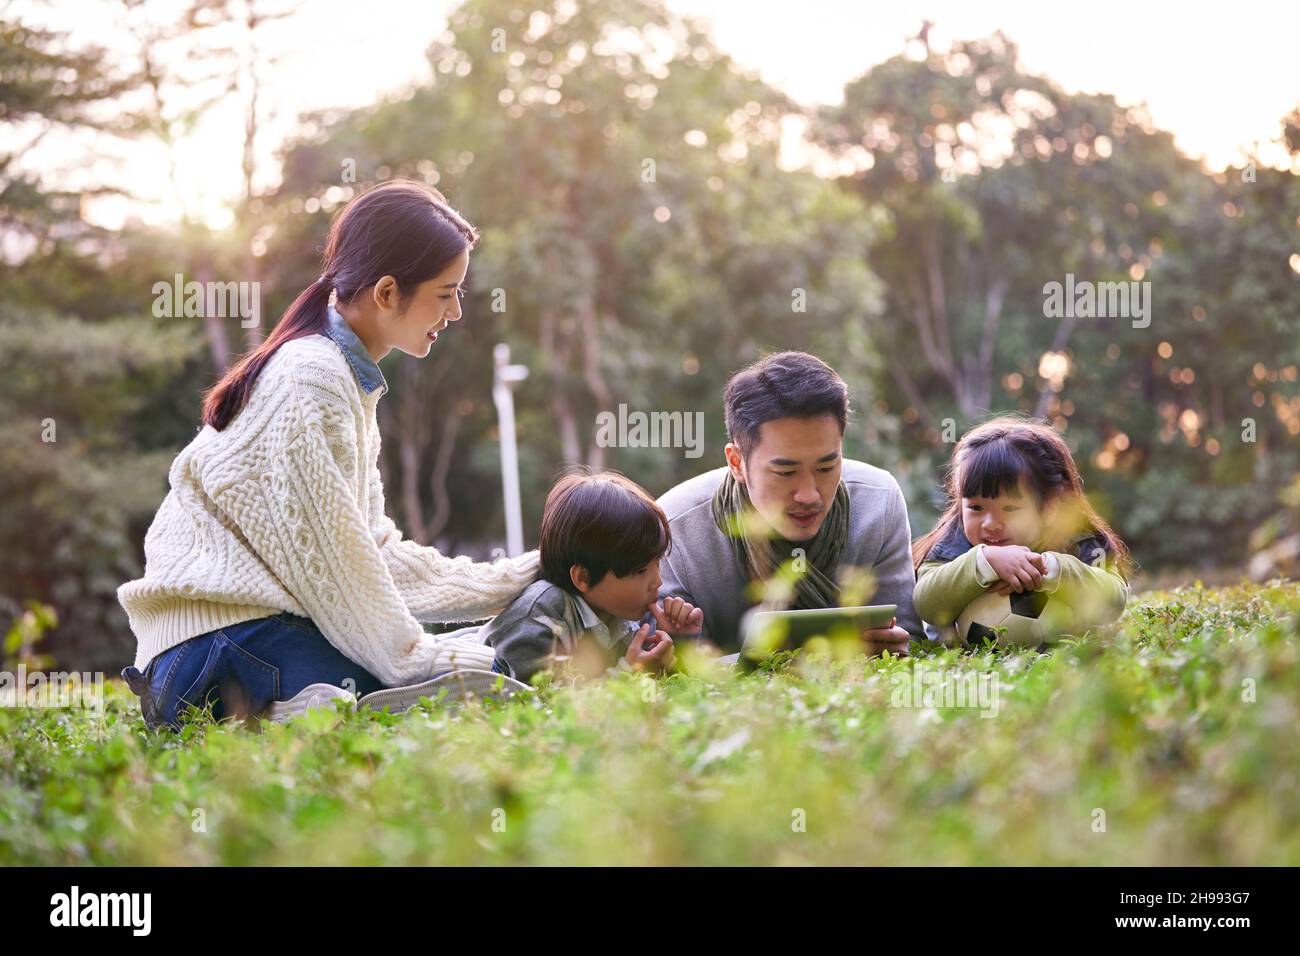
[956,589,1064,647]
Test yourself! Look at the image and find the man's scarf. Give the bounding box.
[710,470,850,610]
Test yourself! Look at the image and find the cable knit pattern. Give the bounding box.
[118,333,540,686]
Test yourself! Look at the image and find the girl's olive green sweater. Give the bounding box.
[913,522,1129,643]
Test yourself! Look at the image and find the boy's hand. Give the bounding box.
[625,623,675,673]
[983,545,1047,594]
[649,598,704,636]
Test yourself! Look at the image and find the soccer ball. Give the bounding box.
[956,589,1065,648]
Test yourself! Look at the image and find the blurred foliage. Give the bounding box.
[2,600,56,671]
[1,0,1297,669]
[1249,476,1300,581]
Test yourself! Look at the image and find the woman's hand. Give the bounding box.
[983,545,1047,593]
[625,623,675,672]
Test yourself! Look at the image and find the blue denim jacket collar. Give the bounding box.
[322,303,388,397]
[926,519,974,562]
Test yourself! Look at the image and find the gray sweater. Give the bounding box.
[478,578,646,683]
[655,460,922,650]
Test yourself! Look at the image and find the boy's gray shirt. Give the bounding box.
[655,459,922,650]
[478,578,645,682]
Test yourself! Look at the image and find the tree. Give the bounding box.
[265,0,889,549]
[0,6,205,669]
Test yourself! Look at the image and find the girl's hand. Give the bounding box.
[649,598,703,636]
[983,545,1046,593]
[625,623,675,672]
[991,550,1049,594]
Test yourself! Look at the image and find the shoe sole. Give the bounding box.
[358,669,531,714]
[264,683,357,722]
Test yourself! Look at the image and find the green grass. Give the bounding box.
[2,580,1298,865]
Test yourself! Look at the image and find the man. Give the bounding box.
[656,351,920,655]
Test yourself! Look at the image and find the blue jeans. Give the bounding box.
[121,613,384,731]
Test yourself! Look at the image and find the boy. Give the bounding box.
[480,471,704,683]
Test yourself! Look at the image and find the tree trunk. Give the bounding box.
[427,408,464,541]
[193,261,231,371]
[399,431,428,544]
[580,302,611,468]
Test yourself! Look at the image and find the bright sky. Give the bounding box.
[9,0,1298,231]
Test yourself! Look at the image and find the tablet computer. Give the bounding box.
[738,604,897,668]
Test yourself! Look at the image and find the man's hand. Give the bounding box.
[862,616,910,657]
[983,545,1046,594]
[625,622,675,672]
[649,597,704,636]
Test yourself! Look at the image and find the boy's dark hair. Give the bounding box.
[539,470,671,594]
[723,351,850,459]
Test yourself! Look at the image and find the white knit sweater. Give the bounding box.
[117,332,540,685]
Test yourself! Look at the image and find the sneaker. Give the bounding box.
[357,669,531,715]
[263,683,358,722]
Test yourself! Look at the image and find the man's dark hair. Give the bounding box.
[539,470,671,594]
[723,351,850,459]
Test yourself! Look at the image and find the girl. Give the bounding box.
[911,416,1133,645]
[117,180,540,729]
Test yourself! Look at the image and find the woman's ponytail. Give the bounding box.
[201,275,333,431]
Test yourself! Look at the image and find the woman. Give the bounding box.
[118,180,539,730]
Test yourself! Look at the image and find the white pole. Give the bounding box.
[493,343,529,557]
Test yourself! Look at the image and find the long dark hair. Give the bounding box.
[911,415,1134,577]
[202,180,479,430]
